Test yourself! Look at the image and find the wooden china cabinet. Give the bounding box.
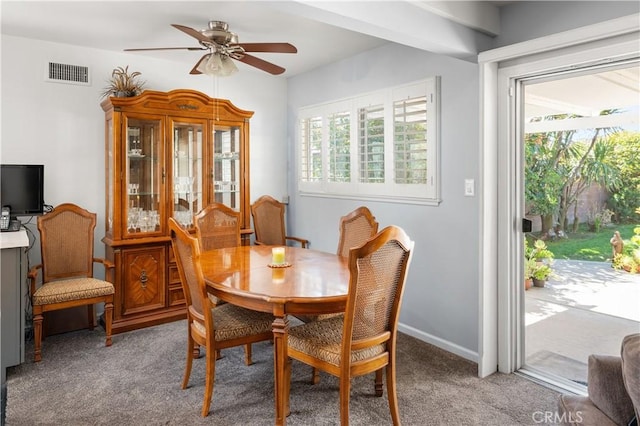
[101,89,253,333]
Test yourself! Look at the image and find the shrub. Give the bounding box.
[612,226,640,273]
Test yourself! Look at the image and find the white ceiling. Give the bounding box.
[525,67,640,117]
[0,1,502,76]
[1,0,638,124]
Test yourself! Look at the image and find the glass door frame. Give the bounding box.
[478,18,639,379]
[169,117,207,230]
[121,113,165,239]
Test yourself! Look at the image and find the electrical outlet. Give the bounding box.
[464,179,475,197]
[282,195,290,204]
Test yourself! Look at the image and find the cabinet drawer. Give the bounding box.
[168,263,185,306]
[168,264,181,286]
[121,246,166,316]
[168,283,185,307]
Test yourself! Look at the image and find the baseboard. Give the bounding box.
[398,322,479,363]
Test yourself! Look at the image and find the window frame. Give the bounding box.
[297,77,441,205]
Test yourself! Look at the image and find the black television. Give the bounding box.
[1,164,45,220]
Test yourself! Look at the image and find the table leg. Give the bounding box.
[272,314,289,425]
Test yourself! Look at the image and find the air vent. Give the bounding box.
[45,62,90,85]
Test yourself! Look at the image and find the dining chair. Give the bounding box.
[194,203,250,360]
[250,195,309,248]
[194,203,241,252]
[27,203,115,362]
[296,206,379,328]
[169,218,274,417]
[336,206,379,258]
[295,205,381,382]
[285,225,414,425]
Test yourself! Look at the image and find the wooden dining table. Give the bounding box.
[200,244,350,425]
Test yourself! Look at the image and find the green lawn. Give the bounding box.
[529,223,638,262]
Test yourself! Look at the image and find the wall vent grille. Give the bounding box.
[46,62,90,85]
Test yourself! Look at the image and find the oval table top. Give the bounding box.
[200,245,349,314]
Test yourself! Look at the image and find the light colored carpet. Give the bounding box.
[5,320,560,425]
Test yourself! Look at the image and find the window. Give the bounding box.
[328,111,350,183]
[359,104,385,183]
[300,116,322,182]
[298,77,440,204]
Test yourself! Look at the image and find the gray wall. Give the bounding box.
[493,1,640,48]
[285,1,639,360]
[287,43,481,359]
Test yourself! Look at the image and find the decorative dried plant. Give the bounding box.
[101,65,146,99]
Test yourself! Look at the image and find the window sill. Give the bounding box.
[299,191,442,206]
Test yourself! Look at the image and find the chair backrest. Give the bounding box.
[37,203,97,283]
[169,218,209,328]
[194,203,241,251]
[343,225,414,358]
[251,195,286,246]
[336,206,379,258]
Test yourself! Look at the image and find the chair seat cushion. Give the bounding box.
[33,278,114,305]
[288,316,385,366]
[192,303,274,341]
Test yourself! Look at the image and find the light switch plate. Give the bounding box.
[464,179,475,196]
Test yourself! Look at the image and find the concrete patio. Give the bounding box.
[525,259,640,384]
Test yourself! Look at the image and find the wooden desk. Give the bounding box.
[201,245,349,425]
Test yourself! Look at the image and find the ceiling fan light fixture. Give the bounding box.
[197,52,238,77]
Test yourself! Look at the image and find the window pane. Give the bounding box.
[300,117,323,182]
[297,77,440,202]
[394,96,428,184]
[328,111,350,182]
[358,104,385,183]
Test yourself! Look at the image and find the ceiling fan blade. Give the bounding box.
[171,24,211,44]
[189,55,208,75]
[124,47,206,52]
[235,53,285,75]
[234,43,297,54]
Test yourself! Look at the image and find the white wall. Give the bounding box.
[1,35,289,269]
[287,43,481,360]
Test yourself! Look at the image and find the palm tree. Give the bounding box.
[526,110,622,236]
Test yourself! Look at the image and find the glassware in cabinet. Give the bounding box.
[171,120,204,228]
[213,124,241,210]
[125,119,161,235]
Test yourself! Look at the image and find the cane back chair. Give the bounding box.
[250,195,308,248]
[28,203,114,362]
[194,203,241,252]
[286,225,414,425]
[169,218,274,417]
[336,206,379,258]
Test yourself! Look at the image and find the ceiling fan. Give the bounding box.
[125,21,297,76]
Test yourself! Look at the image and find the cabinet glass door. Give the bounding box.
[125,118,162,236]
[172,120,204,228]
[213,125,241,211]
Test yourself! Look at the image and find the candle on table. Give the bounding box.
[272,247,286,265]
